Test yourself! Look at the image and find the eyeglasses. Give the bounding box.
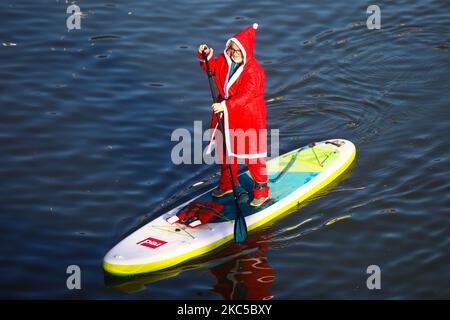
[227,47,242,55]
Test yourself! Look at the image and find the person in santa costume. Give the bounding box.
[197,23,269,207]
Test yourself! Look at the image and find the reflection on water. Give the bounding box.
[210,234,275,300]
[105,232,275,300]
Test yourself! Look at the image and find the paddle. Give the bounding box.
[201,48,247,243]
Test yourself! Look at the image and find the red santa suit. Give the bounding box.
[197,23,269,198]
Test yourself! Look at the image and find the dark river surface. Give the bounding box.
[0,0,449,299]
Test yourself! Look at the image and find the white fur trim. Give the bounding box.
[205,113,222,155]
[207,48,214,60]
[234,152,268,159]
[253,23,258,30]
[223,38,246,98]
[199,48,214,61]
[226,38,246,65]
[222,103,268,159]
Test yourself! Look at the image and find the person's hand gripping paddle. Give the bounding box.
[201,47,247,243]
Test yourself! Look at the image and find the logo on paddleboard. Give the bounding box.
[137,237,167,249]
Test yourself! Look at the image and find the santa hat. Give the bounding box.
[225,23,259,65]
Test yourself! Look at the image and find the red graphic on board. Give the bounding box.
[137,237,167,249]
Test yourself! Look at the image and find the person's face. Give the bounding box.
[227,42,243,63]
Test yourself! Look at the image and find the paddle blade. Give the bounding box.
[233,212,247,243]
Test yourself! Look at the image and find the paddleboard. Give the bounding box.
[103,139,356,276]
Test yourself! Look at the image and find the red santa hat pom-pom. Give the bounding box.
[253,23,258,30]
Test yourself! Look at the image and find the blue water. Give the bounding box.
[0,0,449,299]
